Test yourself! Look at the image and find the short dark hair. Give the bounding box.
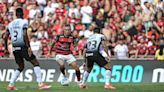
[144,1,148,5]
[94,28,101,33]
[16,8,23,18]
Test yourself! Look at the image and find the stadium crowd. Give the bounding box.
[0,0,163,59]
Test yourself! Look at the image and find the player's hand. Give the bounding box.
[4,49,10,57]
[106,56,111,63]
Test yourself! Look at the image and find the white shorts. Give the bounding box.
[55,54,76,65]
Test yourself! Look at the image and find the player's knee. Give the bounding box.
[60,65,65,70]
[75,66,80,71]
[30,59,39,66]
[104,63,111,70]
[72,64,79,71]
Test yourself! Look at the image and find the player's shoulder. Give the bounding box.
[96,34,105,38]
[8,20,15,28]
[20,19,28,24]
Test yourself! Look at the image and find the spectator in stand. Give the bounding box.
[142,1,154,31]
[153,10,164,35]
[30,35,42,57]
[0,39,4,57]
[29,2,41,20]
[148,40,158,58]
[51,0,59,10]
[36,0,46,17]
[114,38,129,59]
[156,0,163,10]
[68,2,80,18]
[109,36,117,56]
[102,22,113,41]
[155,38,164,60]
[35,24,49,39]
[146,27,160,40]
[129,40,138,58]
[41,39,49,58]
[80,0,93,29]
[135,38,149,58]
[44,1,54,17]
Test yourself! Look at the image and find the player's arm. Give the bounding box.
[4,28,10,56]
[24,27,30,48]
[23,23,33,56]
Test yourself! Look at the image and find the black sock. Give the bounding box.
[76,70,81,81]
[60,67,65,76]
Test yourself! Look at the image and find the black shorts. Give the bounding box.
[13,47,36,64]
[86,52,108,67]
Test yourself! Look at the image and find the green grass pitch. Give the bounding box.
[0,82,164,92]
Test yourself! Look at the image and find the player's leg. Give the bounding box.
[23,48,51,89]
[96,55,115,89]
[81,58,94,84]
[7,51,24,90]
[55,54,67,79]
[66,54,81,82]
[80,57,94,88]
[69,61,81,82]
[30,58,42,85]
[30,58,51,89]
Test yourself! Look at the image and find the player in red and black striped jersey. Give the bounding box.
[49,24,81,84]
[53,35,75,55]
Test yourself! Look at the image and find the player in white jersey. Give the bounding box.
[79,28,115,89]
[4,8,51,90]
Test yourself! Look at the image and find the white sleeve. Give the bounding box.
[23,20,28,28]
[114,46,118,52]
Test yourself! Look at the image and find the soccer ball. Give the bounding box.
[60,78,70,86]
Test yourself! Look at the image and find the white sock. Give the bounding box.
[9,70,21,86]
[82,71,89,84]
[105,70,111,85]
[34,66,42,85]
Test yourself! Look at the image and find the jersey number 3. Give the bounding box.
[88,40,97,50]
[13,30,18,41]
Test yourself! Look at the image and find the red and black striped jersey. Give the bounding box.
[53,35,77,55]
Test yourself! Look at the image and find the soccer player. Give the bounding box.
[49,24,81,84]
[4,8,51,90]
[79,28,115,89]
